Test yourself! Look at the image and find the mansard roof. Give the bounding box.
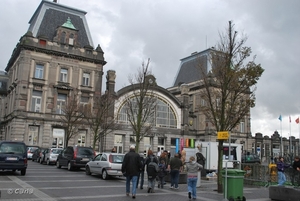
[28,0,93,48]
[173,48,214,87]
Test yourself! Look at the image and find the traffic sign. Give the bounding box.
[217,131,229,140]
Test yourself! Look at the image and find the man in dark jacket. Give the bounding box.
[122,145,142,199]
[292,156,300,186]
[168,153,183,189]
[276,156,290,186]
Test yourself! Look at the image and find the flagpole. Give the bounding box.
[298,118,300,156]
[289,116,292,155]
[279,115,283,156]
[280,120,283,156]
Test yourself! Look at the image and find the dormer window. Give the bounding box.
[53,17,78,46]
[60,32,66,44]
[69,34,74,45]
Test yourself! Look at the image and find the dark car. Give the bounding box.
[32,148,47,163]
[56,146,95,171]
[242,154,261,164]
[0,141,27,175]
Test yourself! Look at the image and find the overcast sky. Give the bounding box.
[0,0,299,139]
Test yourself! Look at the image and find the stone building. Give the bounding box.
[1,1,106,148]
[1,1,299,162]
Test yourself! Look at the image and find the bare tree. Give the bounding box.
[82,93,119,151]
[197,21,264,193]
[60,89,84,147]
[123,59,157,152]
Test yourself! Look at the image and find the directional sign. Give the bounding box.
[217,131,229,140]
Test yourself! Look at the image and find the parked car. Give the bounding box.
[27,146,39,159]
[44,148,63,165]
[56,146,95,171]
[32,148,47,163]
[242,154,261,164]
[85,153,125,180]
[0,141,27,175]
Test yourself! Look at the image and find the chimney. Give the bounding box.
[53,0,57,3]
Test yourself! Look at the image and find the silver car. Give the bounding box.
[85,153,125,180]
[44,148,63,165]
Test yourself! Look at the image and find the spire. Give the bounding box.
[62,17,76,30]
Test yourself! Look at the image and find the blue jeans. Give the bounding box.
[187,177,198,198]
[170,170,180,188]
[136,170,144,188]
[277,171,286,186]
[126,175,138,195]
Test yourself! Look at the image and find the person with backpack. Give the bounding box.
[157,159,168,188]
[144,149,159,193]
[136,153,145,189]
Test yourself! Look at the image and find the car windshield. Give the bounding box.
[28,147,38,152]
[0,143,25,154]
[78,148,94,155]
[112,155,124,163]
[52,149,62,154]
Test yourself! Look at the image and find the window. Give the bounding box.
[60,32,66,44]
[80,96,89,104]
[69,34,74,45]
[56,93,67,114]
[82,73,90,86]
[60,69,68,82]
[240,122,245,133]
[31,90,42,112]
[117,96,177,128]
[35,64,44,79]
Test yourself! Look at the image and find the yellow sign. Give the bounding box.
[217,131,229,140]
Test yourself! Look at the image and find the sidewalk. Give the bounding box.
[153,178,271,201]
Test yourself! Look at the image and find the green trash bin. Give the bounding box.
[222,169,246,201]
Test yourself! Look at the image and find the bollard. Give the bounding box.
[197,170,201,187]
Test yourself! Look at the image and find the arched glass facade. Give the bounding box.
[117,96,177,128]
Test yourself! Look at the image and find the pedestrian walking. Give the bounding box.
[276,156,290,186]
[136,153,145,189]
[291,156,300,186]
[186,156,203,200]
[157,159,168,189]
[121,145,142,199]
[144,149,159,193]
[168,153,183,189]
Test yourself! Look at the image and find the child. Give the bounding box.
[157,160,168,188]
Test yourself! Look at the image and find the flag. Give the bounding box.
[296,117,300,124]
[278,115,282,121]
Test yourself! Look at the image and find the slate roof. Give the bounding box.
[173,49,213,87]
[28,0,93,48]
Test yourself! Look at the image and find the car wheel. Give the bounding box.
[21,169,26,176]
[46,159,50,165]
[56,160,61,168]
[67,162,73,171]
[85,166,91,175]
[102,169,109,180]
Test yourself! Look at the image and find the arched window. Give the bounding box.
[117,96,177,128]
